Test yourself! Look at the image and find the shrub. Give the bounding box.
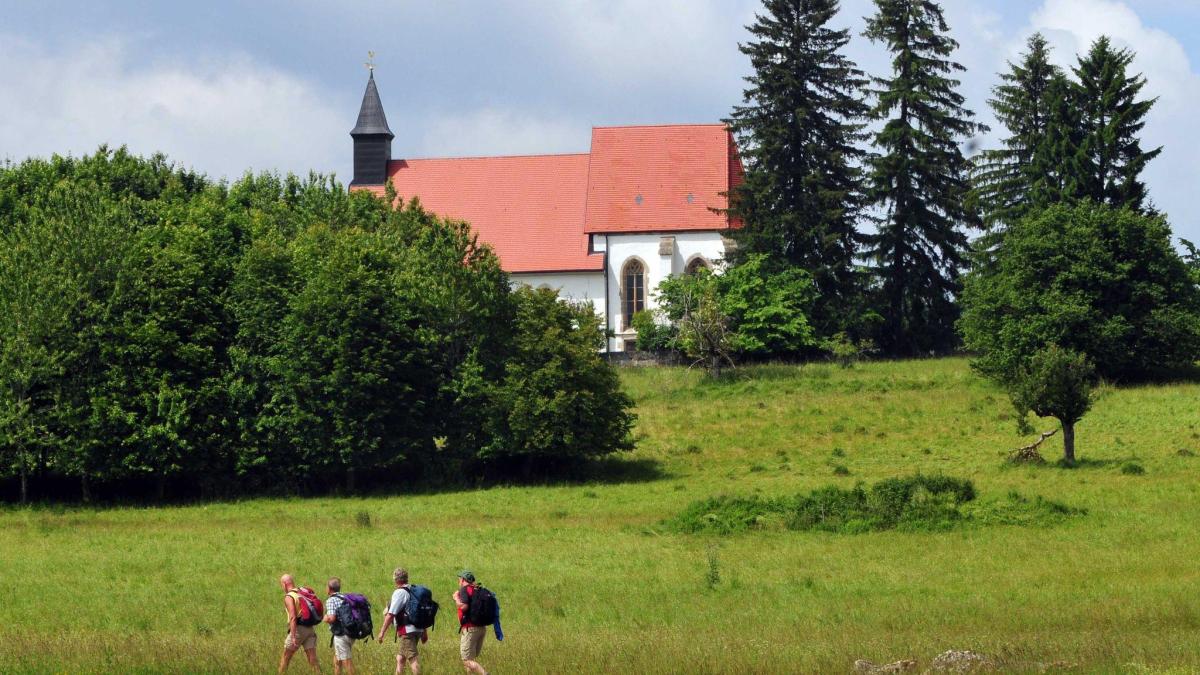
[480,287,636,475]
[667,473,983,535]
[1120,462,1146,475]
[630,310,676,352]
[1008,345,1095,463]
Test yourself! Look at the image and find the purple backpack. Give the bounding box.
[332,593,374,640]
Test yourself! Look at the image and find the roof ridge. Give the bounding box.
[392,151,590,162]
[591,122,728,130]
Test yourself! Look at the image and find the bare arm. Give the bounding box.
[284,595,298,640]
[376,612,395,642]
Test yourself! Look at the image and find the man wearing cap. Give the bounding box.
[454,571,490,675]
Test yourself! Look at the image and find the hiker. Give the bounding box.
[376,567,429,675]
[324,577,374,675]
[454,571,499,675]
[279,573,323,673]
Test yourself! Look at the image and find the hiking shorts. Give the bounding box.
[460,626,486,661]
[398,634,420,661]
[333,635,354,661]
[284,625,317,651]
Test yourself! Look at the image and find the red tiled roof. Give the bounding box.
[377,153,601,273]
[584,124,738,234]
[361,124,742,273]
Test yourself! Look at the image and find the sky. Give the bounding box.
[2,0,1199,242]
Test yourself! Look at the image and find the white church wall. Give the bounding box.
[510,271,607,319]
[605,231,728,351]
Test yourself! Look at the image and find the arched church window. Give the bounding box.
[685,257,711,275]
[622,259,646,329]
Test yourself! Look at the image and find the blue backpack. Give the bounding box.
[402,584,439,630]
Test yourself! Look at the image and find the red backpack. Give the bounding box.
[288,587,325,627]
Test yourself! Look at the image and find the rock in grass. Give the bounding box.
[854,658,918,673]
[928,650,996,672]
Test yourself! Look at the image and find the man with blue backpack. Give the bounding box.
[376,567,439,675]
[323,577,373,675]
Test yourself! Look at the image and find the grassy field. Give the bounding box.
[1,358,1199,673]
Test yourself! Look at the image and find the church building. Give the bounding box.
[349,72,744,352]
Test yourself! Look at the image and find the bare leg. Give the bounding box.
[303,647,321,672]
[409,656,421,674]
[396,654,405,675]
[463,659,487,675]
[343,660,356,675]
[279,646,298,673]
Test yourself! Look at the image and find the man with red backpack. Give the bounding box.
[454,571,498,675]
[278,573,323,673]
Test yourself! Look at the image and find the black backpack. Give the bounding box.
[403,584,440,630]
[332,593,374,640]
[464,586,498,627]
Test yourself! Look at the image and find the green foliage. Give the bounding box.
[656,270,734,376]
[1008,345,1095,462]
[717,254,817,357]
[0,147,635,500]
[727,0,869,337]
[972,33,1064,234]
[629,310,675,352]
[821,331,877,368]
[653,255,818,368]
[480,287,635,470]
[960,202,1200,382]
[669,473,1080,536]
[862,0,986,356]
[1120,462,1146,476]
[1071,37,1161,210]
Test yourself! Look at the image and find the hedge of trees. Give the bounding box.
[0,148,634,502]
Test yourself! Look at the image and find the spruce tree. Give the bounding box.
[1072,36,1161,210]
[727,0,869,337]
[862,0,986,355]
[972,33,1061,232]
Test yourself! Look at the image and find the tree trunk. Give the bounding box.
[346,466,357,494]
[19,466,28,504]
[156,474,167,501]
[1062,421,1076,464]
[81,474,92,503]
[710,355,721,378]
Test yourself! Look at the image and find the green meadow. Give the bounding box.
[2,358,1199,674]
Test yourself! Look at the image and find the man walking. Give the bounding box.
[279,574,321,673]
[454,571,489,675]
[323,577,356,675]
[376,568,424,675]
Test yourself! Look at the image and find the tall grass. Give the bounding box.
[1,358,1199,673]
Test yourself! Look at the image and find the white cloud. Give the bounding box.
[0,34,346,182]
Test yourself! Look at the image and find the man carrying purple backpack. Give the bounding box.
[323,577,374,675]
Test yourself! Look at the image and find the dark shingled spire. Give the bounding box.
[350,72,394,137]
[350,71,393,186]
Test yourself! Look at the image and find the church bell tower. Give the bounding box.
[350,66,394,187]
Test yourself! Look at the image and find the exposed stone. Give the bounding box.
[855,658,918,673]
[928,650,997,672]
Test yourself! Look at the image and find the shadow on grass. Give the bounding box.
[0,454,672,510]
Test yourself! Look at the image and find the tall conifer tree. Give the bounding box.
[1072,37,1161,210]
[727,0,869,336]
[862,0,985,355]
[972,33,1062,232]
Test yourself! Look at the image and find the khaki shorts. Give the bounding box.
[398,633,420,661]
[460,626,486,661]
[333,634,354,661]
[284,625,317,651]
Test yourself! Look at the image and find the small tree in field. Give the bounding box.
[1009,345,1095,464]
